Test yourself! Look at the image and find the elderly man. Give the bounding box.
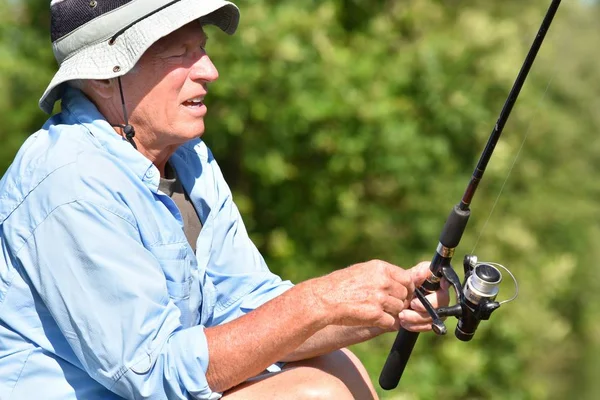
[0,1,448,399]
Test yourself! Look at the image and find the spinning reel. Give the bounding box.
[415,254,517,341]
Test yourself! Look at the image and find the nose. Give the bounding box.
[188,52,219,83]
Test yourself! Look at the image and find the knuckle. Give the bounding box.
[375,272,388,285]
[373,291,387,305]
[373,259,389,273]
[398,286,408,300]
[402,270,415,286]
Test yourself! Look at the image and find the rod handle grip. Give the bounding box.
[378,328,420,390]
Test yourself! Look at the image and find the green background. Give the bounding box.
[2,1,600,398]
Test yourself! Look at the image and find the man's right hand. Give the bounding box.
[307,260,416,330]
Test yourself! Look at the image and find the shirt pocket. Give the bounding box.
[159,257,201,328]
[165,275,192,301]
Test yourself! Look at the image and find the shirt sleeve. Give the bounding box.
[201,151,294,326]
[15,199,220,399]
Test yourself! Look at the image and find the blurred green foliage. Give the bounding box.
[2,0,600,399]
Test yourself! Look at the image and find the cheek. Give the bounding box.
[135,64,187,104]
[128,65,192,129]
[138,86,180,122]
[156,75,188,114]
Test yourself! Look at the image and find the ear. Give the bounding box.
[86,78,117,100]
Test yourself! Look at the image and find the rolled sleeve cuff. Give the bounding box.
[168,325,222,400]
[113,325,221,400]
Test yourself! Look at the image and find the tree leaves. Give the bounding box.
[2,0,600,398]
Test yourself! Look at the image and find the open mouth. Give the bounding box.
[183,97,204,108]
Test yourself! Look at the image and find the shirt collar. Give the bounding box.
[59,87,160,191]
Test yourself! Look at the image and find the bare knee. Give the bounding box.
[294,368,354,400]
[223,364,354,400]
[223,349,376,400]
[284,348,377,400]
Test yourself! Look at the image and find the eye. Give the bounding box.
[162,47,186,58]
[169,50,185,58]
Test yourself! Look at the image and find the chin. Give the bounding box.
[180,122,205,140]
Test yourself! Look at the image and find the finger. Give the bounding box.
[382,295,408,318]
[409,261,432,287]
[400,310,448,334]
[399,309,434,325]
[410,288,450,311]
[441,277,450,291]
[388,268,415,297]
[401,322,433,333]
[435,285,450,308]
[409,297,427,313]
[375,311,400,331]
[388,279,410,302]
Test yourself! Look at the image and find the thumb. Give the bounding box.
[409,261,432,286]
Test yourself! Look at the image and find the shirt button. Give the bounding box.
[145,169,156,179]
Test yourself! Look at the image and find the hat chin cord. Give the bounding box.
[111,77,137,149]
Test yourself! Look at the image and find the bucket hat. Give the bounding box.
[40,0,239,113]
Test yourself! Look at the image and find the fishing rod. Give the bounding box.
[379,0,562,390]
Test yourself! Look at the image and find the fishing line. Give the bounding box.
[471,46,559,254]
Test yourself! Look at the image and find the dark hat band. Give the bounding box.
[51,0,134,43]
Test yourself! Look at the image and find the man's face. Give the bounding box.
[119,22,218,147]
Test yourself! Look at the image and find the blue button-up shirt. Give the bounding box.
[0,88,293,399]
